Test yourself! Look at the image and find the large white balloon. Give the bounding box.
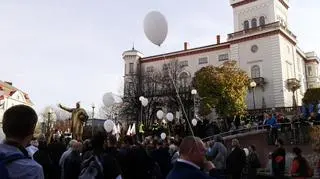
[191,119,197,126]
[156,110,164,119]
[104,120,115,133]
[139,96,144,101]
[160,132,166,140]
[103,92,115,106]
[166,113,174,122]
[143,11,168,46]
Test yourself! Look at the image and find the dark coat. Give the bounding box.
[33,142,54,179]
[226,147,246,175]
[166,161,216,179]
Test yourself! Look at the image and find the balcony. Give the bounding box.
[287,78,301,91]
[228,22,297,41]
[252,77,266,86]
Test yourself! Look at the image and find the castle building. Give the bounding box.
[122,0,319,111]
[0,81,33,139]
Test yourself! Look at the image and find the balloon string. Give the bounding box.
[160,54,194,137]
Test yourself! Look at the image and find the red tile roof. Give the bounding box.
[0,80,33,104]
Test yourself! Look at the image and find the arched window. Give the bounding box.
[259,16,265,26]
[179,72,190,87]
[251,18,257,28]
[244,20,249,30]
[251,65,260,78]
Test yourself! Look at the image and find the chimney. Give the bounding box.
[216,35,221,44]
[184,42,189,50]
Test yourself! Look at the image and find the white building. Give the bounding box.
[0,81,33,139]
[122,0,319,110]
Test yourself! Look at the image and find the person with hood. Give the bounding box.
[0,105,44,179]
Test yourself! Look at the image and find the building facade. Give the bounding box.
[0,81,33,139]
[122,0,320,112]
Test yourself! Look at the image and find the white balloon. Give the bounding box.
[103,92,115,106]
[156,110,164,119]
[143,11,168,46]
[104,120,115,133]
[166,113,174,122]
[160,132,166,140]
[191,119,197,126]
[139,96,144,101]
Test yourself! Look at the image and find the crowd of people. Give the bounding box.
[0,105,319,179]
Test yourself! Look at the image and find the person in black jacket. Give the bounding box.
[33,138,55,179]
[272,139,286,178]
[226,139,246,179]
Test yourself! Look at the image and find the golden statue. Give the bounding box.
[58,102,88,140]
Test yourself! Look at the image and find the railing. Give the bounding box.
[143,86,192,98]
[202,121,317,145]
[228,21,297,40]
[247,106,301,115]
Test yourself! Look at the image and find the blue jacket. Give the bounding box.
[0,143,44,179]
[166,161,217,179]
[265,117,279,128]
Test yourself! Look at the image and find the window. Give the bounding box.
[251,65,260,78]
[251,18,257,28]
[308,66,313,76]
[146,66,154,73]
[198,57,208,64]
[218,54,229,61]
[179,61,188,68]
[244,20,249,30]
[286,62,292,78]
[128,82,134,90]
[129,63,134,73]
[259,16,265,26]
[296,58,301,72]
[179,72,190,87]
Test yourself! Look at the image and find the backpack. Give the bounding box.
[0,153,28,179]
[79,155,104,179]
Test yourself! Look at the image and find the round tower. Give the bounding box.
[122,47,144,96]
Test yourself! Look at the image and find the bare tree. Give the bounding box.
[121,59,193,127]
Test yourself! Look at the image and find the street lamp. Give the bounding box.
[191,89,197,117]
[46,108,53,139]
[91,103,95,136]
[250,81,257,109]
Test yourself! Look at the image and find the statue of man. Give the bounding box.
[58,102,88,140]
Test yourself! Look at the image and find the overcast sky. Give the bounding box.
[0,0,319,113]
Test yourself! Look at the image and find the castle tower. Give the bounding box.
[228,0,304,108]
[122,47,144,97]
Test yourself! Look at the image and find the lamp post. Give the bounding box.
[191,89,197,118]
[250,81,257,109]
[91,103,95,136]
[46,108,53,139]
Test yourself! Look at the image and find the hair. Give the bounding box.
[231,139,240,147]
[91,132,106,150]
[293,147,302,156]
[179,136,201,155]
[250,145,256,151]
[3,105,38,139]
